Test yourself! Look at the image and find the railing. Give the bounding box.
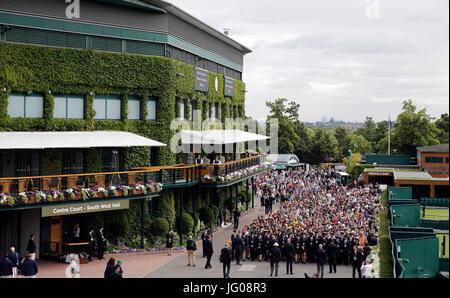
[0,155,268,207]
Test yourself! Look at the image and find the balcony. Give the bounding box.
[0,169,163,209]
[0,155,268,209]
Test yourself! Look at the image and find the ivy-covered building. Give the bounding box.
[0,0,268,258]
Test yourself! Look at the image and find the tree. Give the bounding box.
[348,134,372,155]
[335,126,351,158]
[266,98,301,154]
[308,129,339,164]
[391,100,440,156]
[435,113,449,144]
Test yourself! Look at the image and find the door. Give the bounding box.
[102,148,120,185]
[50,216,63,253]
[62,151,84,174]
[15,151,40,191]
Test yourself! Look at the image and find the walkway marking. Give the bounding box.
[238,264,256,271]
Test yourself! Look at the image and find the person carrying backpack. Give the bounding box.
[186,235,197,267]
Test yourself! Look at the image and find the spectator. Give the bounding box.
[204,235,213,269]
[186,235,197,267]
[109,266,123,279]
[26,234,36,260]
[269,242,281,277]
[166,230,174,256]
[315,244,327,278]
[361,260,373,278]
[8,247,19,278]
[22,254,38,278]
[97,226,106,260]
[0,254,13,278]
[104,258,116,279]
[220,243,232,278]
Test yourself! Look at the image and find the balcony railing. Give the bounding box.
[0,155,267,207]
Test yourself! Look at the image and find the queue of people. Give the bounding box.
[224,167,380,278]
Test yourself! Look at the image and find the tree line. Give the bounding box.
[262,98,449,165]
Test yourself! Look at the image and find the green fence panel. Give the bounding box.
[366,154,411,165]
[395,237,440,278]
[437,234,449,259]
[420,220,449,230]
[388,187,413,201]
[420,197,449,207]
[439,258,449,272]
[390,204,421,227]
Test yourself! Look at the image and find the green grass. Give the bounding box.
[437,234,449,259]
[378,191,394,278]
[421,208,449,221]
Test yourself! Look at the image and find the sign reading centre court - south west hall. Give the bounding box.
[41,199,130,217]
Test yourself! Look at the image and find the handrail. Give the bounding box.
[130,154,266,170]
[0,168,161,182]
[0,154,268,197]
[131,163,185,170]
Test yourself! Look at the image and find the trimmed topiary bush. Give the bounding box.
[176,212,194,236]
[210,205,219,222]
[199,206,214,228]
[149,217,169,238]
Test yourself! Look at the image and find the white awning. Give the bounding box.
[180,129,269,145]
[0,131,166,149]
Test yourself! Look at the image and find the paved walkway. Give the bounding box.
[145,201,353,278]
[35,199,355,278]
[36,204,259,278]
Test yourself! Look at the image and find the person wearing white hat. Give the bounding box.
[269,242,281,277]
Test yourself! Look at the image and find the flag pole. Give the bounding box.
[388,114,391,155]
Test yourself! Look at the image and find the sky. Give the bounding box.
[168,0,449,123]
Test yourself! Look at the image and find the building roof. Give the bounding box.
[144,0,252,54]
[0,131,166,149]
[180,130,269,145]
[393,169,433,181]
[266,154,300,164]
[417,144,449,153]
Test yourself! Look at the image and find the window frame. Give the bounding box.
[7,92,44,119]
[93,95,122,120]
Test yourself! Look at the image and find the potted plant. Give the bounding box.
[122,186,129,196]
[81,189,89,200]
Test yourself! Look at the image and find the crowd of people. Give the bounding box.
[219,167,382,278]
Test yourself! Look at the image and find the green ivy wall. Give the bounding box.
[0,42,246,244]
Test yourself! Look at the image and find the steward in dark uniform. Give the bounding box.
[283,239,295,275]
[234,234,244,265]
[326,240,338,274]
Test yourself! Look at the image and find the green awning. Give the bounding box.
[275,164,287,170]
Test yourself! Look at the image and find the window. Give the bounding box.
[211,103,218,119]
[93,95,121,120]
[425,156,444,163]
[102,149,120,173]
[5,26,85,49]
[147,98,157,120]
[62,151,84,175]
[189,101,193,121]
[126,40,165,57]
[54,95,84,119]
[91,36,122,53]
[179,100,185,119]
[127,96,140,120]
[7,93,43,118]
[221,103,225,121]
[446,157,449,164]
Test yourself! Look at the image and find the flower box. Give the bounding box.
[27,197,37,204]
[96,192,104,198]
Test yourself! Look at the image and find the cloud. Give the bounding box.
[168,0,449,122]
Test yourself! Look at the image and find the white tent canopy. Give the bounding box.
[0,131,166,149]
[180,129,270,145]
